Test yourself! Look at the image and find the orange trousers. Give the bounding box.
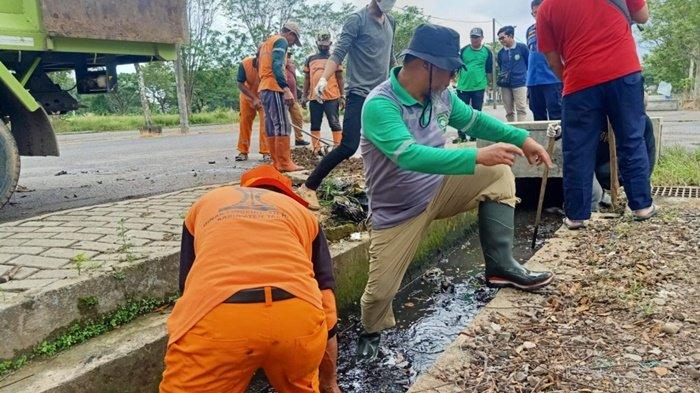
[160,297,327,393]
[237,95,270,155]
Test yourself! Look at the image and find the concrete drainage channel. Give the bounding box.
[0,203,492,392]
[0,206,561,393]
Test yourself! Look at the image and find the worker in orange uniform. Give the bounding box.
[303,31,345,156]
[258,22,304,172]
[235,54,270,162]
[160,164,341,393]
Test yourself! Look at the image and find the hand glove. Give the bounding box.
[315,77,328,103]
[546,123,562,138]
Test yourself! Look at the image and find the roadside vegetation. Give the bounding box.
[0,295,177,378]
[51,110,237,133]
[652,146,700,186]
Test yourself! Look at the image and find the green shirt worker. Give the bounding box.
[357,24,555,361]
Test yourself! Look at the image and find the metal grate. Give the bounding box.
[652,186,700,198]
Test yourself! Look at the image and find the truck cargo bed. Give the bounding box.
[40,0,187,44]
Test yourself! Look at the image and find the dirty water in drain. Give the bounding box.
[251,208,562,392]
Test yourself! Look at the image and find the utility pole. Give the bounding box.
[492,17,497,109]
[174,44,190,133]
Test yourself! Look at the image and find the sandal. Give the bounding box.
[235,153,248,162]
[563,217,586,230]
[633,204,658,222]
[259,153,271,163]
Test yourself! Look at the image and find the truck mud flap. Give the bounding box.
[0,83,59,157]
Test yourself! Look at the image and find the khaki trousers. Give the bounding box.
[288,100,305,141]
[361,164,518,333]
[501,86,528,122]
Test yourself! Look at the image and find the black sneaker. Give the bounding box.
[356,332,381,362]
[295,139,310,146]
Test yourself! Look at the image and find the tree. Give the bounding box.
[134,63,154,127]
[390,6,430,59]
[641,0,700,102]
[223,0,354,65]
[180,0,225,112]
[141,62,177,113]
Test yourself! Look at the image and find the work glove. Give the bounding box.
[546,123,562,139]
[315,77,328,103]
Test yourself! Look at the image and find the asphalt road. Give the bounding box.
[1,109,697,223]
[1,123,337,223]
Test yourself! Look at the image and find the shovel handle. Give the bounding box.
[531,136,557,248]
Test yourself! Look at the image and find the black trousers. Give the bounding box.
[309,99,342,131]
[306,93,365,190]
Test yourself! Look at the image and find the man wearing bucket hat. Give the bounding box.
[357,23,555,361]
[160,165,340,393]
[258,21,304,172]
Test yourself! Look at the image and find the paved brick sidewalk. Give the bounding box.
[0,184,221,300]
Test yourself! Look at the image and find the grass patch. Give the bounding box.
[0,295,178,377]
[652,146,700,186]
[52,110,238,133]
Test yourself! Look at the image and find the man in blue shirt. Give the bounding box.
[526,0,562,120]
[497,26,529,122]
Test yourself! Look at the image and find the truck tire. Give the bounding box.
[0,121,20,209]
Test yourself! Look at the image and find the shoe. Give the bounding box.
[295,138,310,146]
[451,137,466,144]
[235,153,248,162]
[259,153,271,163]
[275,136,303,172]
[296,184,321,210]
[563,217,586,230]
[479,201,554,291]
[633,204,658,221]
[356,332,381,362]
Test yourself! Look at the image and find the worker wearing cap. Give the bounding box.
[235,54,271,162]
[258,22,304,172]
[357,23,555,361]
[297,0,396,209]
[286,53,311,147]
[303,31,345,155]
[454,27,493,142]
[160,165,340,393]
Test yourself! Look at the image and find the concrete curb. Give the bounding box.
[407,225,574,392]
[0,211,479,392]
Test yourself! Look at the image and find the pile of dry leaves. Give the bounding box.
[425,203,699,392]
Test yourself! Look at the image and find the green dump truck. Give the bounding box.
[0,0,187,208]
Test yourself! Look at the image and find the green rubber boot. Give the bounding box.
[479,201,554,291]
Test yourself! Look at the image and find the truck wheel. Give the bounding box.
[0,121,20,209]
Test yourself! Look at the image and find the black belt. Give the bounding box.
[224,287,295,304]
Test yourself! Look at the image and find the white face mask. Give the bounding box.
[377,0,397,14]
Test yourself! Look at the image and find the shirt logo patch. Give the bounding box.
[437,112,449,132]
[514,54,521,61]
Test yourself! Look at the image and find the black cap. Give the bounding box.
[470,27,484,38]
[400,24,464,72]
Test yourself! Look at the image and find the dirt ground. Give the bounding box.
[417,199,699,392]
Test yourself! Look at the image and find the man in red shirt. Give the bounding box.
[537,0,655,228]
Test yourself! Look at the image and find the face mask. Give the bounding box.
[377,0,397,14]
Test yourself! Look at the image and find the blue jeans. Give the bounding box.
[561,72,652,220]
[528,83,562,120]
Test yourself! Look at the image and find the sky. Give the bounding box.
[346,0,537,45]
